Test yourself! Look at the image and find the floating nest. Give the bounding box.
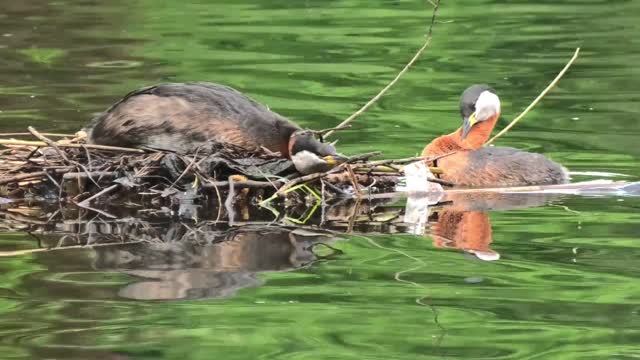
[3,127,633,223]
[0,128,441,219]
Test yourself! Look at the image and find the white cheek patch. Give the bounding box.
[291,150,324,166]
[291,150,329,174]
[475,91,501,122]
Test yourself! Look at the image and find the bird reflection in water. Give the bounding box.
[1,191,566,301]
[99,193,562,299]
[408,192,564,260]
[89,226,342,300]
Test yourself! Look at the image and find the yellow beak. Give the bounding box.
[322,154,348,167]
[468,112,478,127]
[461,112,478,139]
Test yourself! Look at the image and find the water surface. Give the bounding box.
[1,0,639,359]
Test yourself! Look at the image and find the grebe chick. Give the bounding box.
[422,85,569,187]
[86,82,346,175]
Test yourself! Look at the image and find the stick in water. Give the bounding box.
[324,0,441,139]
[486,47,581,145]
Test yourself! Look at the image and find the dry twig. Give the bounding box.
[0,167,73,185]
[0,139,145,153]
[276,151,381,194]
[78,184,120,206]
[486,48,581,145]
[0,132,74,137]
[27,127,70,163]
[324,0,441,138]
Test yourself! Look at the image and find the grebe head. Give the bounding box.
[460,84,501,139]
[289,130,347,174]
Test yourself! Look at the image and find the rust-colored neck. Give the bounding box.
[422,114,499,158]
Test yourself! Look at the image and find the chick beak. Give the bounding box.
[322,154,348,167]
[461,112,478,139]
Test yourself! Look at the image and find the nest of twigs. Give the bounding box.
[0,127,443,219]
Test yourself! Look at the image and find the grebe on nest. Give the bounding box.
[422,84,569,187]
[86,82,346,175]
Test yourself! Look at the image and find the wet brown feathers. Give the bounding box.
[86,83,301,157]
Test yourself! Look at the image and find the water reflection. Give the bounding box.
[95,226,341,300]
[425,192,563,261]
[1,192,566,300]
[1,0,639,357]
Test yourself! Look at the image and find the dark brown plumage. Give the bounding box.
[86,82,345,174]
[88,83,298,155]
[434,146,569,187]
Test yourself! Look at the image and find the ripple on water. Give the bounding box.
[0,0,640,358]
[85,60,143,68]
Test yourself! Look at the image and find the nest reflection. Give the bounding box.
[92,226,342,300]
[1,191,563,300]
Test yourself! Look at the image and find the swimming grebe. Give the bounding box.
[86,82,346,175]
[422,84,569,187]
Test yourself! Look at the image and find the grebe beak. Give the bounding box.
[291,151,347,174]
[322,154,348,166]
[461,90,501,139]
[461,112,478,139]
[288,130,348,174]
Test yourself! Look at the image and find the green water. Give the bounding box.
[1,0,640,359]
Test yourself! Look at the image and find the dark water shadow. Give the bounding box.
[1,191,567,300]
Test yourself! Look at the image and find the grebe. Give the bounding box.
[86,82,346,175]
[422,84,569,187]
